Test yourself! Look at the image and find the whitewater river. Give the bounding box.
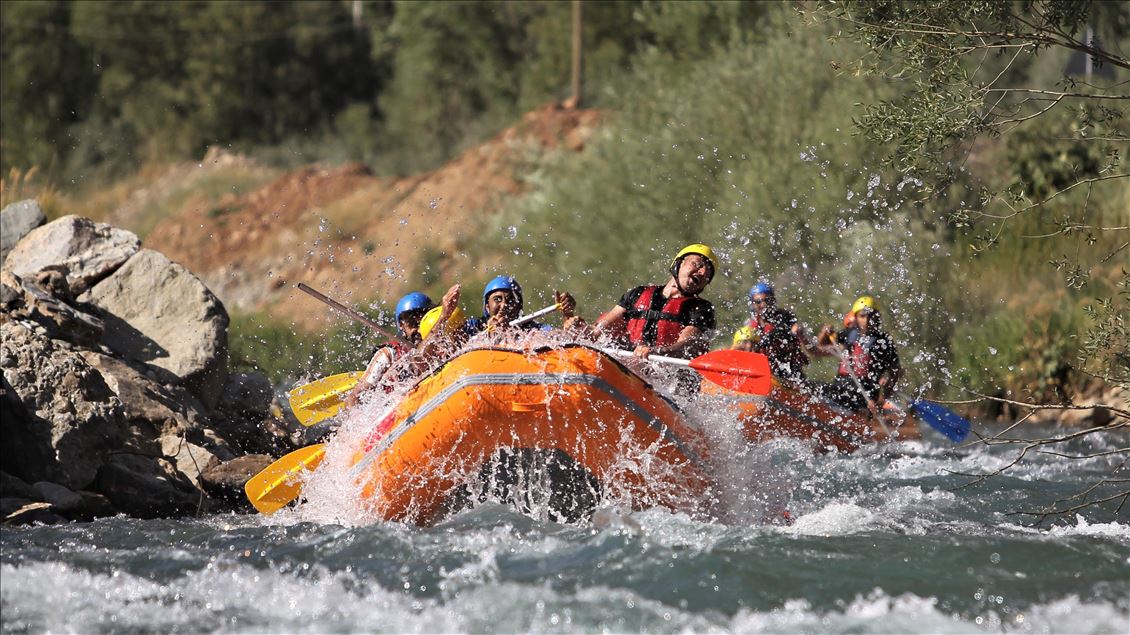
[2,422,1127,634]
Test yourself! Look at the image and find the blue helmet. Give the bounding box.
[395,292,434,324]
[482,275,523,313]
[749,282,774,297]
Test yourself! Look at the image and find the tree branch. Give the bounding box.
[830,13,1130,69]
[975,174,1130,221]
[983,88,1130,100]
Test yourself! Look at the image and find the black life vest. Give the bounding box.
[625,285,692,347]
[750,314,808,377]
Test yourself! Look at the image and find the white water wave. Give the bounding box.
[730,590,1130,634]
[3,562,1125,634]
[1000,514,1130,542]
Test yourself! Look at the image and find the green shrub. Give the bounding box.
[950,302,1085,401]
[470,8,957,379]
[228,312,379,386]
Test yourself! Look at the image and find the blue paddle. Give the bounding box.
[908,398,971,442]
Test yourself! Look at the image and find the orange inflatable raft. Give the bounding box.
[703,379,920,453]
[347,345,714,525]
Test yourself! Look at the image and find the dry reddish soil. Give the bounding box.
[142,104,601,330]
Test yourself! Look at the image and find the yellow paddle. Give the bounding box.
[288,371,364,426]
[243,444,326,514]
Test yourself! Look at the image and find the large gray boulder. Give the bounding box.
[0,321,125,489]
[80,249,230,410]
[160,434,230,487]
[0,471,39,500]
[0,200,47,266]
[211,371,295,454]
[3,215,139,294]
[32,481,84,513]
[92,453,201,518]
[79,351,211,441]
[198,454,274,512]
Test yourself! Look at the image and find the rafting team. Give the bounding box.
[347,244,901,419]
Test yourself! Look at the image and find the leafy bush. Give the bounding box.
[950,301,1085,402]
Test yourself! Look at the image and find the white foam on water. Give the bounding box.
[1013,594,1130,634]
[626,507,734,551]
[5,561,1125,634]
[0,560,465,634]
[999,514,1130,542]
[730,592,970,634]
[729,590,1130,634]
[784,502,878,536]
[1044,515,1130,540]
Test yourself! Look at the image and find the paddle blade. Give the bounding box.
[288,371,363,426]
[910,399,971,442]
[244,444,326,514]
[689,350,773,396]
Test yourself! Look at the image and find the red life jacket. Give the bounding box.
[839,338,872,378]
[625,285,691,347]
[389,339,412,356]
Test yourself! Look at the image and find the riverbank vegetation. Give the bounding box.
[2,1,1126,413]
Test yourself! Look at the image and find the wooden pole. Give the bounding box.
[570,0,583,108]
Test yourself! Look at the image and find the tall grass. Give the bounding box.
[0,167,66,217]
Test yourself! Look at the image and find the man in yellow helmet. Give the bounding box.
[584,244,718,360]
[815,295,902,413]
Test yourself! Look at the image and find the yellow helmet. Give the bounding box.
[670,243,718,280]
[418,305,466,339]
[851,295,879,315]
[732,325,759,347]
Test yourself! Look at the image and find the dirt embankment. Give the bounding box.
[139,104,601,330]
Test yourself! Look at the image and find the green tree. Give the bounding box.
[68,1,193,163]
[182,0,376,148]
[812,0,1128,386]
[0,0,96,172]
[4,1,380,177]
[469,8,958,388]
[373,1,533,172]
[813,0,1129,524]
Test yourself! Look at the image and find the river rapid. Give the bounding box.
[3,413,1127,634]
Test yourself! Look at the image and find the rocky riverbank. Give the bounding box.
[1,200,307,525]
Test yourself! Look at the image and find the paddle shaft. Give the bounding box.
[601,347,691,368]
[297,283,410,346]
[601,347,773,378]
[485,302,560,333]
[510,303,560,327]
